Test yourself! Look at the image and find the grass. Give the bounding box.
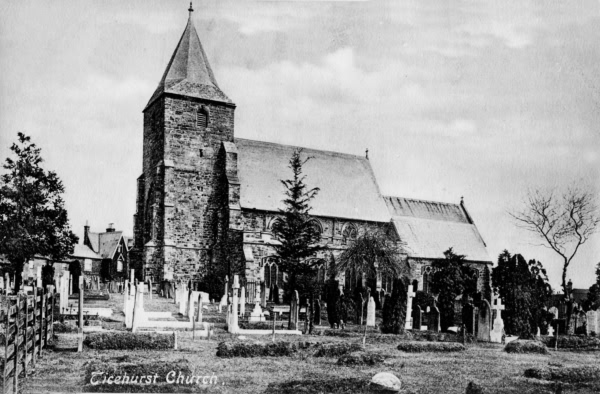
[20,293,600,394]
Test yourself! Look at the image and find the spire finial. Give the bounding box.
[365,148,369,160]
[460,196,464,204]
[188,2,194,16]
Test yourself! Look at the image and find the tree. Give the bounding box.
[0,133,78,292]
[271,148,323,299]
[381,276,410,334]
[585,262,600,311]
[491,251,553,337]
[429,248,479,331]
[335,230,409,288]
[510,187,600,297]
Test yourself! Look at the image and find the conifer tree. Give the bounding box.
[0,133,78,292]
[271,148,323,298]
[381,276,409,334]
[429,248,478,331]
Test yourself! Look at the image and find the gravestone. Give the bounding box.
[356,292,365,325]
[36,266,42,288]
[379,290,386,310]
[428,301,441,333]
[229,275,240,334]
[289,290,299,330]
[549,306,559,320]
[188,291,200,322]
[575,310,587,333]
[260,281,267,308]
[179,286,188,315]
[490,296,505,343]
[463,303,476,335]
[405,284,416,329]
[586,309,599,335]
[547,324,554,337]
[249,301,264,322]
[239,286,246,316]
[314,296,322,325]
[366,296,376,326]
[477,299,491,342]
[412,306,422,330]
[131,284,145,332]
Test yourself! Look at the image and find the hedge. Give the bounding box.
[504,340,549,355]
[313,342,363,357]
[397,341,466,352]
[265,378,370,394]
[539,335,600,350]
[524,366,600,383]
[216,341,299,358]
[84,332,174,350]
[337,351,385,366]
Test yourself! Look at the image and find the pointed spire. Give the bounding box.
[145,5,232,110]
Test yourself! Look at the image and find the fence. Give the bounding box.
[1,288,55,394]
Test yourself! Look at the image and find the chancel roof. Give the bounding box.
[145,15,232,109]
[384,196,491,263]
[235,138,391,222]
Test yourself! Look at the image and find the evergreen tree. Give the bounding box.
[0,133,78,292]
[381,276,409,334]
[429,248,478,331]
[491,251,553,337]
[271,148,323,299]
[585,262,600,311]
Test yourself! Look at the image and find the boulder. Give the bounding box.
[370,372,401,393]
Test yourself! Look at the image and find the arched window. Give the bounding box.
[422,266,432,294]
[342,224,358,245]
[117,258,124,273]
[264,258,279,288]
[197,107,209,128]
[309,219,322,236]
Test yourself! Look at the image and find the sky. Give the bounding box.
[1,0,599,291]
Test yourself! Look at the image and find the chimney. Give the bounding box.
[106,223,115,233]
[84,220,90,237]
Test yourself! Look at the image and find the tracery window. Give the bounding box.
[342,224,358,245]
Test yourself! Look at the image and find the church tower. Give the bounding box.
[132,4,236,282]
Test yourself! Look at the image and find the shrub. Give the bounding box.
[313,342,363,357]
[524,366,600,383]
[504,340,549,354]
[216,341,298,358]
[337,351,385,366]
[84,332,174,350]
[539,335,600,350]
[53,321,78,333]
[397,341,466,352]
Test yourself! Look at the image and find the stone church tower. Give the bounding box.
[132,5,236,282]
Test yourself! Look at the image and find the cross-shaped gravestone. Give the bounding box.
[492,297,505,316]
[490,296,505,343]
[405,284,416,329]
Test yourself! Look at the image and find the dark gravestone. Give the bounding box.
[463,303,476,335]
[314,296,322,325]
[477,300,491,342]
[412,306,422,330]
[428,301,441,333]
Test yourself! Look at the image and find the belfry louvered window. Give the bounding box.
[197,108,208,127]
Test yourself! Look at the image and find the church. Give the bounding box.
[131,6,492,296]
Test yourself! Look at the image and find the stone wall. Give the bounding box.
[133,93,236,282]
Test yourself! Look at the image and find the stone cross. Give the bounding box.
[289,290,299,330]
[239,286,246,316]
[405,284,416,329]
[366,296,376,327]
[547,324,555,337]
[490,296,505,343]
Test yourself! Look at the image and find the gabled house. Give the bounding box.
[81,223,130,281]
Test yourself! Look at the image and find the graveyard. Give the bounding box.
[1,272,596,394]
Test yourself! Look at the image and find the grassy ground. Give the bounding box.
[23,293,600,394]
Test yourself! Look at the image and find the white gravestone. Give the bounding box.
[405,285,416,329]
[249,301,265,322]
[490,296,505,343]
[586,310,599,335]
[547,324,554,337]
[239,286,246,316]
[179,287,188,315]
[229,275,240,333]
[366,296,376,327]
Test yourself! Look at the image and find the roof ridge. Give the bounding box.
[235,138,367,161]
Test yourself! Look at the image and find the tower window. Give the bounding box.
[197,108,208,127]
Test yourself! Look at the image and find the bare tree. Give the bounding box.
[510,187,600,296]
